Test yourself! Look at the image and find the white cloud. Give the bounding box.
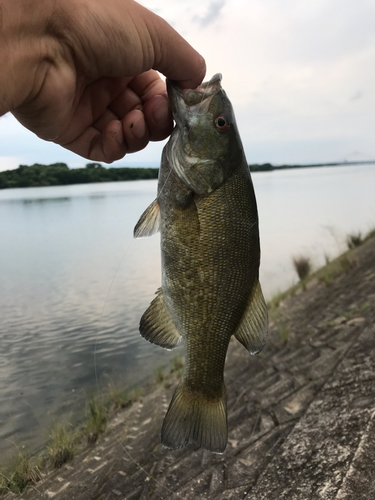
[192,0,227,27]
[0,0,374,167]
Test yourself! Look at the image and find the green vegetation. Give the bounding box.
[249,160,375,172]
[47,423,76,468]
[292,255,312,280]
[0,380,144,494]
[85,396,108,443]
[0,162,159,189]
[316,253,353,286]
[170,355,185,379]
[107,381,132,409]
[155,356,185,386]
[155,365,166,385]
[279,322,290,343]
[2,160,373,189]
[0,450,41,495]
[346,232,363,249]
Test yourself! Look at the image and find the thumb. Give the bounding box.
[141,7,206,89]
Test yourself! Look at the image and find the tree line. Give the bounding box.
[1,160,364,189]
[0,162,159,189]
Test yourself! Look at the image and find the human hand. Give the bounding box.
[2,0,205,162]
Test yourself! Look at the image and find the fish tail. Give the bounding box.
[161,380,227,454]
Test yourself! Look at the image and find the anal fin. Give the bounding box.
[140,288,181,350]
[234,280,268,354]
[134,199,160,238]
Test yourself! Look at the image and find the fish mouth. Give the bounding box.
[167,74,222,124]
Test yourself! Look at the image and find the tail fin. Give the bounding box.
[161,380,227,453]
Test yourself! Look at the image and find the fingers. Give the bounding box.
[138,5,206,89]
[62,100,172,162]
[60,71,173,162]
[142,95,173,141]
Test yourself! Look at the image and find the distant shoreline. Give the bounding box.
[249,160,375,172]
[0,160,374,190]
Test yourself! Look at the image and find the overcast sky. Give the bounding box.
[1,0,374,171]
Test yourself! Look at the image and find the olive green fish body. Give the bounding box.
[134,74,268,453]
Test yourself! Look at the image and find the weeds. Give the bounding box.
[108,381,131,409]
[155,365,165,385]
[0,450,41,494]
[364,227,375,241]
[346,232,362,249]
[170,355,185,379]
[316,254,353,285]
[85,396,107,443]
[267,290,287,311]
[130,386,142,401]
[292,255,311,280]
[279,323,289,343]
[47,423,76,468]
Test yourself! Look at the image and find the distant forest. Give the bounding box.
[0,163,159,189]
[0,160,373,189]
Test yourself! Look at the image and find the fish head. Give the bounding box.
[166,74,244,195]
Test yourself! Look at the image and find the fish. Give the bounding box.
[134,73,268,453]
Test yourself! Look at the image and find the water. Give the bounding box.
[1,164,374,458]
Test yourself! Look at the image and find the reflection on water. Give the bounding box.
[0,167,375,458]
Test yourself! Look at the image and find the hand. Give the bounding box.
[3,0,205,162]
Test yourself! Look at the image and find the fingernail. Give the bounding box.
[115,122,124,145]
[131,115,146,139]
[153,96,170,123]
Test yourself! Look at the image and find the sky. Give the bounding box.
[1,0,374,171]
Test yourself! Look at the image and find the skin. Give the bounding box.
[0,0,205,162]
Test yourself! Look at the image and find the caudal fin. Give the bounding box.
[161,381,227,453]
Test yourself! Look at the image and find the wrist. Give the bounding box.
[0,0,59,115]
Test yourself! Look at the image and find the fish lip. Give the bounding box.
[167,74,223,123]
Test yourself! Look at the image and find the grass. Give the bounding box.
[47,422,76,468]
[108,381,131,409]
[292,255,312,280]
[267,289,289,312]
[0,450,41,494]
[346,232,363,249]
[84,396,108,443]
[155,365,166,385]
[170,355,185,379]
[364,227,375,242]
[279,323,290,343]
[315,253,353,285]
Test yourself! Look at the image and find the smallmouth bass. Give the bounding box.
[134,74,268,453]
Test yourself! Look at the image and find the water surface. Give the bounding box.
[1,165,374,457]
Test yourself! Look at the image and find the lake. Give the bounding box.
[1,163,375,458]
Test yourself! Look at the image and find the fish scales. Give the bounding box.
[134,73,268,453]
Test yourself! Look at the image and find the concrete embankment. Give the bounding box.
[7,235,375,500]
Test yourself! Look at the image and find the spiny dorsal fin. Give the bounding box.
[234,280,268,354]
[134,199,160,238]
[140,288,181,350]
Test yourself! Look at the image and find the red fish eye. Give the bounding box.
[214,115,229,131]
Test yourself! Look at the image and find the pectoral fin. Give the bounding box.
[140,288,181,350]
[134,199,160,238]
[234,281,268,354]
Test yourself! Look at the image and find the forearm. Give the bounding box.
[0,0,60,116]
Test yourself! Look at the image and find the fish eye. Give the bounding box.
[214,115,230,131]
